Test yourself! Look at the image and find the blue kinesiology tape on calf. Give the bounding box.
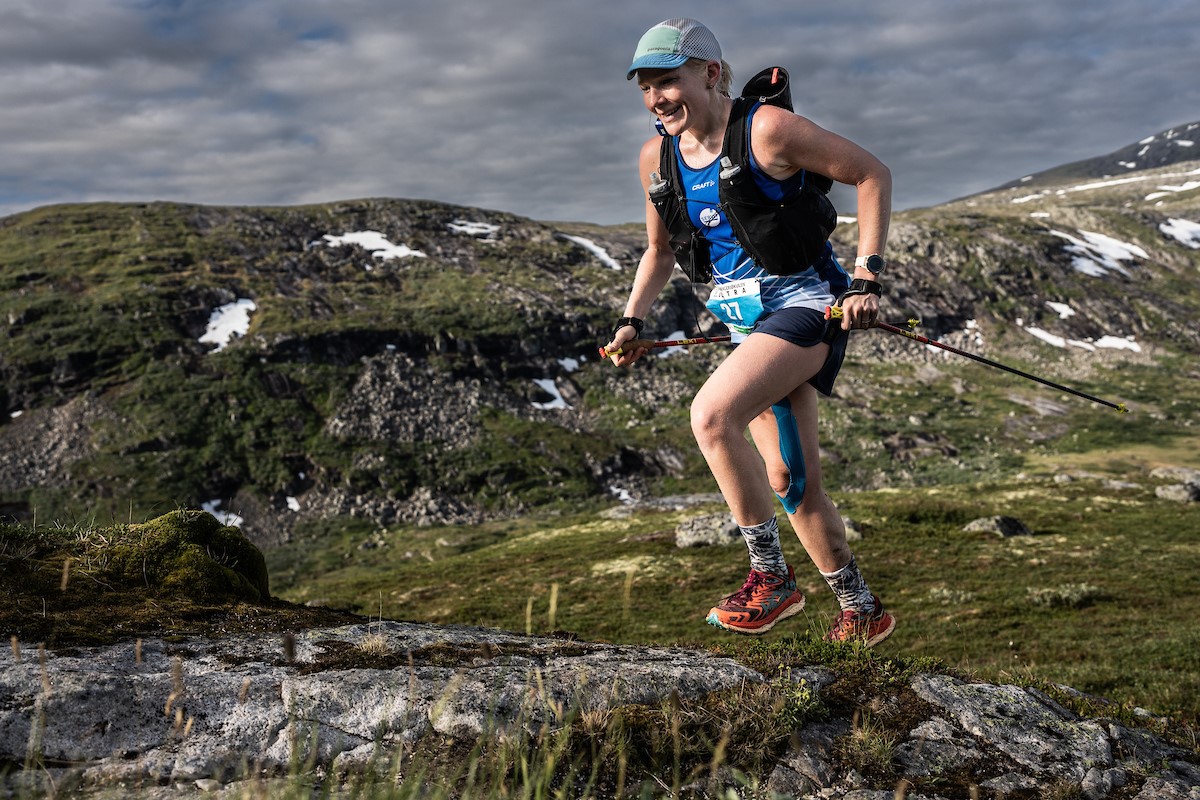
[771,399,806,513]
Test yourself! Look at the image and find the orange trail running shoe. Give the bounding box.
[824,595,896,647]
[706,566,805,635]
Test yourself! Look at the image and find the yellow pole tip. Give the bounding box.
[1117,403,1129,414]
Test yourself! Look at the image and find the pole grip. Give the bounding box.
[599,338,655,358]
[600,335,732,358]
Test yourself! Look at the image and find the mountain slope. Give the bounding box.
[991,120,1200,193]
[0,148,1198,546]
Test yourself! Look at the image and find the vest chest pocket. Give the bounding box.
[705,278,765,334]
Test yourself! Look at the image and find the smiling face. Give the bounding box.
[637,61,714,136]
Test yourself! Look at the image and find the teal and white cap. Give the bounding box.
[626,18,721,80]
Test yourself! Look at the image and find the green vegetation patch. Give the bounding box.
[102,509,270,601]
[266,477,1200,732]
[0,509,361,647]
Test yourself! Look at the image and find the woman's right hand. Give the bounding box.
[603,327,650,366]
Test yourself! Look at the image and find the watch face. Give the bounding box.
[865,255,885,274]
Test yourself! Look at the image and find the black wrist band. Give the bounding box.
[849,278,883,297]
[614,316,644,337]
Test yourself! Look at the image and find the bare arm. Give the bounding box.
[604,136,681,365]
[750,106,892,329]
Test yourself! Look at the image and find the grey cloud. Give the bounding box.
[1,0,1197,223]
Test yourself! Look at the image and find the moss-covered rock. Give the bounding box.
[105,509,270,602]
[0,510,367,647]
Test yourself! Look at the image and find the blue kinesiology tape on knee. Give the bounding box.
[771,399,806,513]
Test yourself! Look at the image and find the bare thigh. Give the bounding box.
[692,333,830,433]
[689,333,830,525]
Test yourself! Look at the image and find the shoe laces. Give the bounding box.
[727,569,776,604]
[830,603,878,636]
[829,608,860,636]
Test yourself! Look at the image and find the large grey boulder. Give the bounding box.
[2,621,1197,798]
[0,621,759,791]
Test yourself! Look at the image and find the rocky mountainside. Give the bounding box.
[0,149,1198,548]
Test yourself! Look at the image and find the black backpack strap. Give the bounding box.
[657,136,677,196]
[722,66,787,178]
[656,135,694,243]
[731,66,833,195]
[650,135,712,282]
[721,97,754,180]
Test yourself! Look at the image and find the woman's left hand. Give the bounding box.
[839,292,879,331]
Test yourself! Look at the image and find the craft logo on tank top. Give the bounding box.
[698,207,722,228]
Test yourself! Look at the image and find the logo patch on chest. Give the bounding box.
[698,207,722,228]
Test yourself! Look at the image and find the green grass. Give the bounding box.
[265,474,1200,727]
[3,194,1199,796]
[0,509,991,799]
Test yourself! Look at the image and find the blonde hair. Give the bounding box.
[686,58,734,97]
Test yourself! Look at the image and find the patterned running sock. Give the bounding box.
[739,516,789,577]
[819,555,876,613]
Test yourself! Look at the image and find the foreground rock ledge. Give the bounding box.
[1,621,1197,799]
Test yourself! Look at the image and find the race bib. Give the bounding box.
[705,278,764,334]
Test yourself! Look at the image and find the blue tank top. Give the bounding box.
[672,104,847,313]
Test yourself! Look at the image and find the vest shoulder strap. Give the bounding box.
[727,67,834,194]
[722,97,754,178]
[656,135,693,239]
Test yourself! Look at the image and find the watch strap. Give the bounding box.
[854,254,886,275]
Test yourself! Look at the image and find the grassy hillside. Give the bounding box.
[0,200,643,525]
[1,159,1198,735]
[1,162,1198,534]
[262,473,1200,727]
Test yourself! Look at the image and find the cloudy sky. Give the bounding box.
[2,0,1197,226]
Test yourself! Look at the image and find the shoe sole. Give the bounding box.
[863,614,897,648]
[705,594,805,635]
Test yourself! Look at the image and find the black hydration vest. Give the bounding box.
[648,66,837,284]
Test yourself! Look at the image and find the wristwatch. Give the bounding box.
[854,254,886,275]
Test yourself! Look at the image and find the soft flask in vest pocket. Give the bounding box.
[649,171,713,283]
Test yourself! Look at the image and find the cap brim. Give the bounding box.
[626,52,690,80]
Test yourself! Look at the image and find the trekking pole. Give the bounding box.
[599,334,731,359]
[824,306,1129,413]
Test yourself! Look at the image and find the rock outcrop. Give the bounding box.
[2,621,1196,799]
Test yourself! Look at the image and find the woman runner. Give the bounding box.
[605,17,896,645]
